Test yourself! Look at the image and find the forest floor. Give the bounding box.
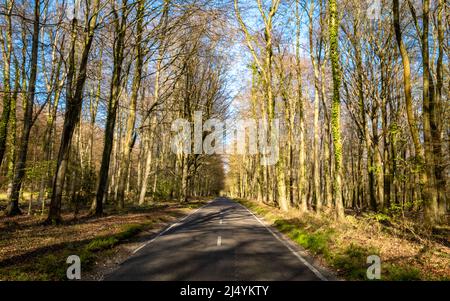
[0,198,209,280]
[236,199,450,281]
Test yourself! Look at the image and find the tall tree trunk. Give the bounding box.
[116,0,144,206]
[328,0,344,219]
[308,0,321,211]
[420,0,440,223]
[95,0,128,213]
[372,112,384,210]
[88,55,102,211]
[393,0,422,156]
[435,0,447,216]
[47,0,101,223]
[5,60,19,204]
[6,0,40,216]
[321,59,332,208]
[393,0,439,224]
[139,116,155,205]
[0,0,13,167]
[381,61,391,209]
[37,48,64,210]
[351,27,378,211]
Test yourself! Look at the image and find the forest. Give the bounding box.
[0,0,448,281]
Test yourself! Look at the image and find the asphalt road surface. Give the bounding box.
[105,197,327,281]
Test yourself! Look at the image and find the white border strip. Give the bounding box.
[238,203,328,281]
[132,201,213,254]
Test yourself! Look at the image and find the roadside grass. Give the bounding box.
[273,219,333,257]
[0,198,209,281]
[85,223,148,252]
[235,198,449,281]
[384,265,422,281]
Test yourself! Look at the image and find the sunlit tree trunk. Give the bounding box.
[321,59,332,208]
[308,0,321,211]
[139,117,155,205]
[328,0,344,219]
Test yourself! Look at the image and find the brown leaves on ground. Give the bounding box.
[0,200,202,267]
[340,215,450,280]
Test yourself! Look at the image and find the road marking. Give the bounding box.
[217,236,222,246]
[238,203,328,281]
[132,200,214,254]
[220,218,223,224]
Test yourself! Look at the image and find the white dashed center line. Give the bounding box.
[217,236,222,246]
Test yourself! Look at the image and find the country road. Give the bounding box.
[104,198,328,281]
